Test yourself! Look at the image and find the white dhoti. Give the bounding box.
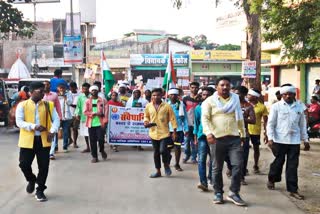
[79,122,89,137]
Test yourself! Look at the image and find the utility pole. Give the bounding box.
[33,0,38,77]
[70,0,75,81]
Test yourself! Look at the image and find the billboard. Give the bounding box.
[79,0,96,23]
[63,35,82,64]
[130,54,189,66]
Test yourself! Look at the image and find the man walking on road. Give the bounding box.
[194,86,214,192]
[75,83,91,153]
[16,82,60,202]
[84,85,108,163]
[202,77,247,206]
[267,85,310,200]
[144,88,178,178]
[183,82,200,164]
[247,89,268,174]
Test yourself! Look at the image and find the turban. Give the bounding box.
[248,89,261,97]
[89,85,99,92]
[280,86,296,94]
[168,88,179,95]
[118,83,126,88]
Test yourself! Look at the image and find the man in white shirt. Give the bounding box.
[69,82,81,148]
[57,83,73,152]
[266,85,310,200]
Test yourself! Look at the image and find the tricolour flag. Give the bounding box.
[162,52,177,91]
[101,51,115,96]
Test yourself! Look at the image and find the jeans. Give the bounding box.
[209,136,243,194]
[198,137,212,186]
[184,126,197,161]
[61,119,72,150]
[49,133,58,155]
[268,143,300,192]
[88,126,105,159]
[242,137,250,179]
[19,136,50,192]
[152,137,171,169]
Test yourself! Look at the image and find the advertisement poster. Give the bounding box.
[107,106,152,146]
[242,61,256,78]
[63,35,82,64]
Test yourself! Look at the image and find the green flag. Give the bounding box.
[101,51,115,96]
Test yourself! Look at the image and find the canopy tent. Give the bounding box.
[8,58,31,79]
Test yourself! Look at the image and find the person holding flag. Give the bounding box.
[162,52,177,94]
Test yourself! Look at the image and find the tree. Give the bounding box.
[0,0,36,39]
[262,0,320,61]
[173,0,263,89]
[180,34,218,50]
[216,44,241,50]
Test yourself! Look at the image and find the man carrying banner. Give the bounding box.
[167,88,188,172]
[144,88,178,178]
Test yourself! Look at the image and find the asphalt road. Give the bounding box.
[0,128,304,214]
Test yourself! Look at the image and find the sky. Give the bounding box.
[13,0,244,44]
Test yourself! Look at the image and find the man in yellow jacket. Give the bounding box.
[16,82,60,202]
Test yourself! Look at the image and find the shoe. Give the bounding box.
[112,146,119,152]
[164,167,172,176]
[226,193,246,206]
[91,158,98,163]
[213,193,224,204]
[150,172,161,178]
[226,169,232,178]
[182,156,190,164]
[253,165,260,174]
[289,192,304,200]
[35,191,48,202]
[81,148,90,153]
[174,165,183,171]
[267,181,275,190]
[73,144,79,148]
[26,181,35,194]
[191,159,198,164]
[197,183,209,192]
[101,151,107,160]
[241,179,248,186]
[49,154,55,160]
[63,149,68,153]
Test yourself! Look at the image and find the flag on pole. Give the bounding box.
[162,52,177,91]
[101,51,115,96]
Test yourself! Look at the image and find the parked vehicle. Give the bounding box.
[0,79,9,126]
[18,78,50,91]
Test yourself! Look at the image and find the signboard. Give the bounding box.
[63,35,82,64]
[191,50,242,61]
[130,54,189,66]
[242,61,256,78]
[79,0,96,23]
[66,13,81,36]
[176,68,189,77]
[108,106,152,146]
[12,0,60,3]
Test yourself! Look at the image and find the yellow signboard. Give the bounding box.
[191,50,242,60]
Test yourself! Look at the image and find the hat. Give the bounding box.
[89,85,99,92]
[119,83,126,88]
[280,86,296,95]
[248,89,261,97]
[168,88,179,95]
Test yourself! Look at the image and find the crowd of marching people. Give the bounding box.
[15,69,319,203]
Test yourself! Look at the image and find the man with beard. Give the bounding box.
[267,85,309,200]
[202,77,246,206]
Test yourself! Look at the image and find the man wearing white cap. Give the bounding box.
[84,85,108,163]
[267,84,309,200]
[247,88,268,174]
[118,83,131,106]
[167,88,188,171]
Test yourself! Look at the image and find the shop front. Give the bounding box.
[130,54,190,89]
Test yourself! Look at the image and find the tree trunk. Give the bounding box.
[243,1,261,91]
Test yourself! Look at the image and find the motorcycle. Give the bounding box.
[308,121,320,139]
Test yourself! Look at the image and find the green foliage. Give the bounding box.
[262,0,320,61]
[216,44,241,50]
[180,34,218,50]
[0,0,36,39]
